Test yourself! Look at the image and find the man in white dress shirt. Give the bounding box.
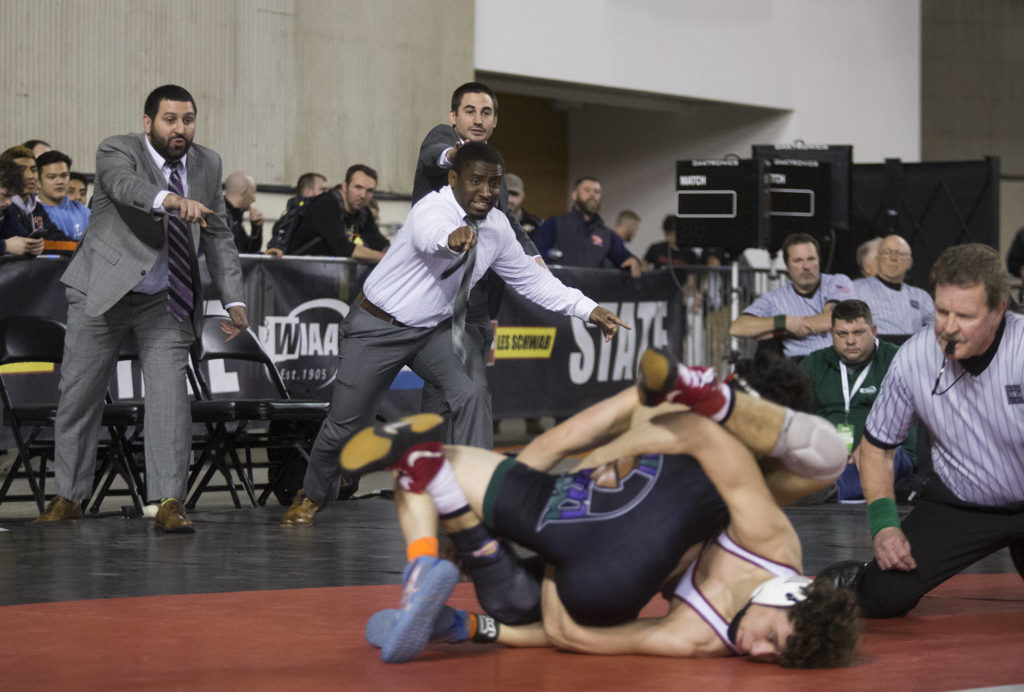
[282,142,628,526]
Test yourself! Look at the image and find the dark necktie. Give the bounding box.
[166,161,194,322]
[450,216,479,364]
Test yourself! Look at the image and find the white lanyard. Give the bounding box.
[840,358,872,416]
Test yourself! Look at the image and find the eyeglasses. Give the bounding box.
[878,249,910,259]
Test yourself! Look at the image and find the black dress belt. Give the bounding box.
[356,292,409,328]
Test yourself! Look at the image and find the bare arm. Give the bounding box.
[350,245,384,263]
[857,438,916,571]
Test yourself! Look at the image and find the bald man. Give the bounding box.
[852,234,933,337]
[224,170,264,253]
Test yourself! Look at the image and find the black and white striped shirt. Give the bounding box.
[853,277,934,336]
[864,312,1024,505]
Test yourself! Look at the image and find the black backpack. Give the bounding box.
[266,193,320,253]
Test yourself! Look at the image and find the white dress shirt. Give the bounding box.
[365,186,596,328]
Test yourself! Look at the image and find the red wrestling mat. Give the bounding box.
[1,574,1021,691]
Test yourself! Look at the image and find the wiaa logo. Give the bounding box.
[258,298,349,394]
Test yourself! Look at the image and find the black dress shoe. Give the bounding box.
[818,560,869,590]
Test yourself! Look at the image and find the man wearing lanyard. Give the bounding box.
[799,300,915,502]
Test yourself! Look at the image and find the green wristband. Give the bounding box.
[867,497,900,537]
[773,314,786,331]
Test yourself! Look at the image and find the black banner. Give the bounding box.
[0,256,687,442]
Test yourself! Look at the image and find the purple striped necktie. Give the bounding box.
[166,161,194,322]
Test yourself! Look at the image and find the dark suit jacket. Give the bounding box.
[61,132,243,335]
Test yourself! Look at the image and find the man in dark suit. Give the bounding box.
[35,84,247,532]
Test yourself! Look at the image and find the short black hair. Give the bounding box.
[345,164,378,184]
[730,351,815,413]
[451,141,504,177]
[69,171,88,186]
[574,176,600,189]
[296,172,326,194]
[22,139,50,150]
[144,84,197,120]
[781,233,820,264]
[36,150,72,171]
[662,214,677,234]
[450,82,497,113]
[831,299,873,327]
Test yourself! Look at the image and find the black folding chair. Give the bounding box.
[187,315,328,507]
[0,316,144,513]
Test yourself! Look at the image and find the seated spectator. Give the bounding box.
[855,237,882,278]
[284,164,389,262]
[533,176,641,277]
[223,170,264,253]
[643,214,698,271]
[35,150,90,241]
[0,158,43,256]
[505,173,542,238]
[798,299,915,502]
[729,232,855,359]
[1007,226,1024,281]
[0,145,66,240]
[612,209,640,245]
[265,171,329,257]
[66,171,89,206]
[22,139,51,159]
[852,234,933,337]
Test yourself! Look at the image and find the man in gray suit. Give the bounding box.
[35,84,248,532]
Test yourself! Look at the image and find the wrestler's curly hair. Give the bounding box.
[729,351,815,413]
[780,577,862,668]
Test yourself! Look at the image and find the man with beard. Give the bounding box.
[35,85,247,532]
[284,164,389,262]
[281,142,628,526]
[533,177,641,277]
[730,233,855,359]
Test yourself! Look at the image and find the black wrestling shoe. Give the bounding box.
[818,560,869,591]
[637,347,678,406]
[339,413,445,482]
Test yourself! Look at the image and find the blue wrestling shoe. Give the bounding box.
[366,605,470,648]
[381,556,460,663]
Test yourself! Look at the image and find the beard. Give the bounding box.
[149,131,193,162]
[579,197,600,215]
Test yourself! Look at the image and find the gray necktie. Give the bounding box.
[450,216,479,364]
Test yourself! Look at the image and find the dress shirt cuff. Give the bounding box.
[436,149,455,169]
[573,297,600,323]
[152,190,170,213]
[224,302,246,310]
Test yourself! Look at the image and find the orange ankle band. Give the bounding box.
[406,536,439,562]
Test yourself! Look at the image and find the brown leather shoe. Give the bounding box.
[154,498,195,533]
[281,490,324,526]
[33,495,83,522]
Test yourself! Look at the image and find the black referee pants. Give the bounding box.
[858,474,1024,618]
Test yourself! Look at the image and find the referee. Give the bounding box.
[826,243,1024,617]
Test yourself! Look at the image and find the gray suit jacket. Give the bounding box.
[61,132,243,334]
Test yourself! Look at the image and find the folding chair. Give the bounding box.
[187,315,328,507]
[0,316,144,514]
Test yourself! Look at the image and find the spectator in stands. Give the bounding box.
[613,209,640,245]
[265,172,329,257]
[533,177,641,277]
[505,173,542,238]
[66,172,89,205]
[22,139,51,158]
[0,145,65,240]
[852,234,933,337]
[798,299,915,502]
[0,157,44,256]
[1007,226,1024,280]
[223,170,264,254]
[856,237,881,278]
[643,214,697,271]
[729,232,855,359]
[285,164,388,262]
[35,150,90,241]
